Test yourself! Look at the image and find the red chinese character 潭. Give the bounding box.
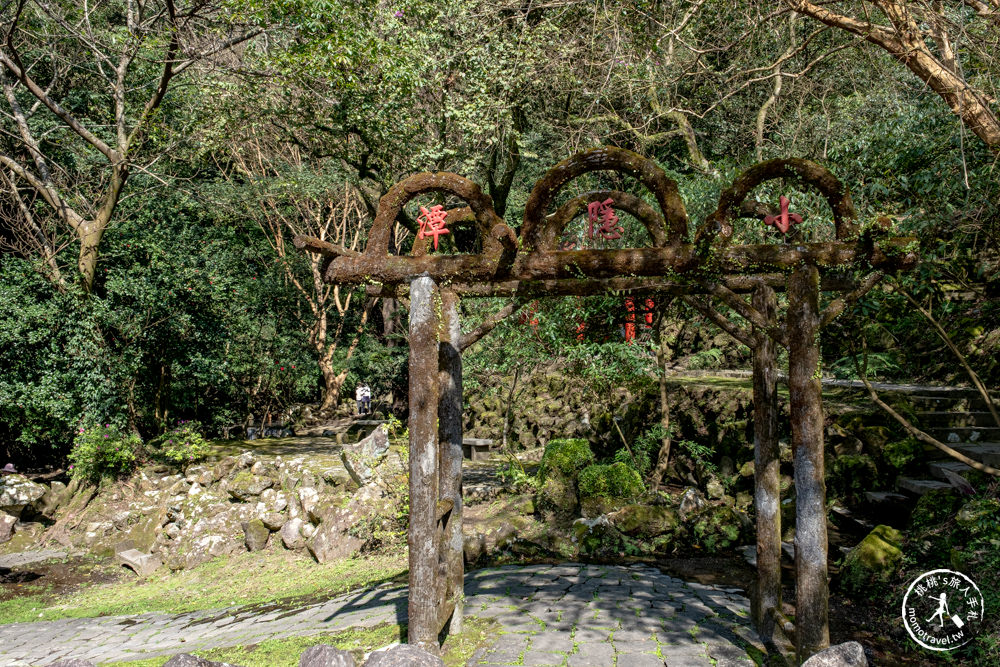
[417,204,450,250]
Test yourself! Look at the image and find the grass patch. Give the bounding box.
[100,616,500,667]
[0,549,407,625]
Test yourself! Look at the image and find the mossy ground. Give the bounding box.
[100,617,500,667]
[0,549,407,624]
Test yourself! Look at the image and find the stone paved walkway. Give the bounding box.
[0,563,761,666]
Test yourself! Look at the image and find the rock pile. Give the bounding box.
[0,427,404,572]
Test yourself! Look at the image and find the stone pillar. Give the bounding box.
[438,290,464,634]
[751,283,781,643]
[407,276,441,653]
[787,263,830,661]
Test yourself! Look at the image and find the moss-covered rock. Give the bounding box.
[839,524,904,596]
[572,516,625,557]
[535,439,594,517]
[578,462,644,499]
[909,488,961,532]
[608,504,680,538]
[537,439,594,481]
[227,472,273,501]
[883,437,924,471]
[577,462,645,517]
[688,504,749,554]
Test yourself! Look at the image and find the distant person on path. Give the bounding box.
[356,383,365,416]
[361,383,372,415]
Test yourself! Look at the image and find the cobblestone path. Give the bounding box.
[0,563,761,666]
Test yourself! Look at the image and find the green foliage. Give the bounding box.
[628,424,669,478]
[148,421,211,465]
[537,438,594,482]
[68,424,142,483]
[909,488,963,534]
[883,437,924,471]
[578,462,645,499]
[496,462,538,493]
[677,439,718,476]
[689,505,746,554]
[687,348,725,371]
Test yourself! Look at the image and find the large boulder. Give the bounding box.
[299,644,355,667]
[577,462,644,518]
[0,474,46,517]
[281,518,307,550]
[117,549,162,577]
[227,473,273,502]
[340,425,389,486]
[364,644,443,667]
[839,525,903,596]
[243,519,270,552]
[0,510,16,544]
[608,504,680,539]
[305,484,385,563]
[535,439,594,516]
[801,641,868,666]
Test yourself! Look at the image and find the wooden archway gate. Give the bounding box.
[296,147,917,664]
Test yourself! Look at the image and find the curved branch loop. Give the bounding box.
[364,172,503,257]
[521,147,688,250]
[546,190,669,249]
[697,158,859,247]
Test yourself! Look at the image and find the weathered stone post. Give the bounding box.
[407,276,442,653]
[787,263,830,661]
[751,283,781,643]
[438,290,464,634]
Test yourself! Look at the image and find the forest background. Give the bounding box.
[1,0,998,465]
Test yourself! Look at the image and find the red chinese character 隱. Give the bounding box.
[587,198,623,240]
[417,204,450,250]
[763,196,803,235]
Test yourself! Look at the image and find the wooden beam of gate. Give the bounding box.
[365,274,863,299]
[437,291,465,635]
[300,236,916,286]
[407,276,443,655]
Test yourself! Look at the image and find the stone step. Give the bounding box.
[905,394,997,411]
[917,411,998,428]
[896,478,953,495]
[952,443,1000,467]
[928,460,973,481]
[864,491,911,505]
[926,426,1000,443]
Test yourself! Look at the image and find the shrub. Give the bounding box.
[68,424,141,483]
[149,420,211,465]
[883,437,923,470]
[538,438,594,482]
[578,462,645,499]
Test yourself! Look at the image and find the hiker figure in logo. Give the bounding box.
[927,592,950,629]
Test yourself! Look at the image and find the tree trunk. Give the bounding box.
[318,358,344,413]
[650,307,678,488]
[787,264,830,661]
[751,284,781,643]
